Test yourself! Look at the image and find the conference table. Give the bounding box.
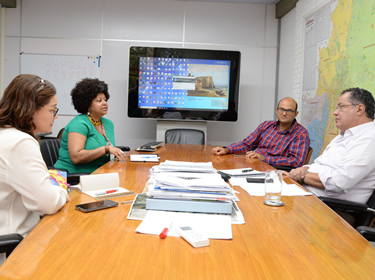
[0,144,374,279]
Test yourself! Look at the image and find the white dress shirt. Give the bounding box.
[305,121,375,204]
[0,127,68,265]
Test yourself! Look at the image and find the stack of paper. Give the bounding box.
[130,154,159,162]
[151,160,217,174]
[146,161,234,214]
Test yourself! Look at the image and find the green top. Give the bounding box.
[54,114,116,174]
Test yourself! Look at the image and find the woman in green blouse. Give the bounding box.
[54,78,126,174]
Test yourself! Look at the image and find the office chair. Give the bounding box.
[57,127,65,139]
[319,188,375,228]
[356,226,375,246]
[0,233,23,258]
[272,146,313,172]
[39,139,130,185]
[164,129,205,145]
[39,138,88,185]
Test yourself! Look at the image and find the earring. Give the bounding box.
[87,111,90,116]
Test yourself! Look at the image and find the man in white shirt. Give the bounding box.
[286,87,375,204]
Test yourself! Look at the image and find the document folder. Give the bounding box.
[146,198,232,214]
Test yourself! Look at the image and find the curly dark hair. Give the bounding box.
[341,87,375,120]
[71,78,110,114]
[0,74,56,137]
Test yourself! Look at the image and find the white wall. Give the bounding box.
[0,0,279,149]
[278,7,296,108]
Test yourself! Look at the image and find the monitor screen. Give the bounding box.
[128,46,240,122]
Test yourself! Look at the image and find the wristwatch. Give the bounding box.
[301,169,309,185]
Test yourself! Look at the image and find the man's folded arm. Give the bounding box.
[263,135,310,167]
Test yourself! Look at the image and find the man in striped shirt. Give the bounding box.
[212,97,310,167]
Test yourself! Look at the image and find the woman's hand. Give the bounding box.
[109,146,127,161]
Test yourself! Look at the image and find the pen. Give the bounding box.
[232,201,239,211]
[95,189,118,196]
[242,169,253,173]
[121,200,134,204]
[234,154,246,157]
[159,222,173,239]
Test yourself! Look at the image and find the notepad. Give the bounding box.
[130,154,159,162]
[70,173,135,199]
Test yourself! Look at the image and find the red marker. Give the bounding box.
[95,189,118,196]
[159,222,173,239]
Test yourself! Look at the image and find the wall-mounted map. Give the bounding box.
[302,0,375,160]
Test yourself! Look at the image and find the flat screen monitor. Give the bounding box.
[128,46,240,122]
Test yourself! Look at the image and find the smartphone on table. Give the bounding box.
[75,200,118,213]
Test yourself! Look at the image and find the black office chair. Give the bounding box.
[164,129,205,145]
[357,226,375,241]
[39,138,88,185]
[57,127,65,139]
[319,188,375,228]
[272,146,313,172]
[0,233,23,258]
[39,139,130,185]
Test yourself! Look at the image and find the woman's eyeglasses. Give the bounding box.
[43,106,59,117]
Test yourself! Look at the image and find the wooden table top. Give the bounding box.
[0,144,374,279]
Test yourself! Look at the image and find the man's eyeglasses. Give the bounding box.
[43,106,59,117]
[335,103,359,111]
[277,107,296,115]
[36,79,45,93]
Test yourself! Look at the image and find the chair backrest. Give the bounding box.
[57,127,65,139]
[305,147,313,164]
[360,189,375,227]
[165,129,205,145]
[0,233,23,258]
[39,138,61,168]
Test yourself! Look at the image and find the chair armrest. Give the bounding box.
[67,173,90,185]
[0,233,23,256]
[117,146,130,152]
[272,165,294,172]
[356,226,375,242]
[318,196,369,212]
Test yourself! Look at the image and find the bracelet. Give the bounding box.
[105,145,110,156]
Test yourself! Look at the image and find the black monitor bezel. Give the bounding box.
[128,46,240,122]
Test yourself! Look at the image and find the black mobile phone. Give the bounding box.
[75,200,118,213]
[246,178,265,183]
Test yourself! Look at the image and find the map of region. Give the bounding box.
[302,0,375,161]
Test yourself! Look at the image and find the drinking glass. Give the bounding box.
[263,170,284,206]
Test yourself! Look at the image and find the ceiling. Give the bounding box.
[182,0,280,4]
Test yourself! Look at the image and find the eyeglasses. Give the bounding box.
[335,103,359,111]
[36,79,45,93]
[43,106,59,117]
[277,107,296,115]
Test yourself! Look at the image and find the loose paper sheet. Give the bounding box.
[136,210,232,239]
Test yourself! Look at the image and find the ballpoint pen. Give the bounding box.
[95,189,118,196]
[121,200,134,204]
[242,169,253,173]
[159,222,173,239]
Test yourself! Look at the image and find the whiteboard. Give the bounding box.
[21,54,101,115]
